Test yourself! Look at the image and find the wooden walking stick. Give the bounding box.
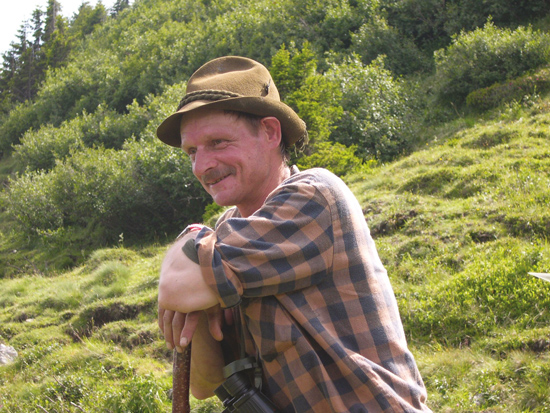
[172,344,192,413]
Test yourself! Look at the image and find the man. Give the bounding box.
[156,56,430,412]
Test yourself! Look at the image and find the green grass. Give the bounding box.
[1,98,550,411]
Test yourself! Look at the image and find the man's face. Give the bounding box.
[180,110,281,216]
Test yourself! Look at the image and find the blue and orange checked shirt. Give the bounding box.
[194,167,430,412]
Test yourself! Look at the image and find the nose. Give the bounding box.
[191,148,216,177]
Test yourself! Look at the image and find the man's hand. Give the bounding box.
[158,305,233,351]
[157,306,227,398]
[158,308,198,352]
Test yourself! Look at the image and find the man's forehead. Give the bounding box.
[179,109,244,147]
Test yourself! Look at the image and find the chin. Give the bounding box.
[211,196,234,207]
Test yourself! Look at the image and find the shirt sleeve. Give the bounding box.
[195,180,335,308]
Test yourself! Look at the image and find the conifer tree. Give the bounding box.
[111,0,130,17]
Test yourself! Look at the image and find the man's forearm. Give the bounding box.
[158,234,219,314]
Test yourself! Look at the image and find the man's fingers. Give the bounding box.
[162,309,176,349]
[172,311,186,352]
[180,311,200,348]
[158,306,165,333]
[206,307,224,341]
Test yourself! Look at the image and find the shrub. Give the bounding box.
[434,21,550,106]
[384,0,550,54]
[271,43,343,149]
[351,15,432,75]
[296,141,362,177]
[0,102,39,154]
[4,139,208,246]
[13,100,150,172]
[466,66,550,111]
[13,121,87,172]
[327,55,417,162]
[4,80,204,253]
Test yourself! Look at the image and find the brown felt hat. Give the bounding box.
[156,56,307,148]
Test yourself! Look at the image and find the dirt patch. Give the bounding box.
[371,210,418,236]
[67,300,153,339]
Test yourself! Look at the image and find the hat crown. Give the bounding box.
[156,56,307,148]
[186,56,280,101]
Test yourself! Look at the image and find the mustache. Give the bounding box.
[201,167,235,184]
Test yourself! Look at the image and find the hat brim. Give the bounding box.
[156,97,306,148]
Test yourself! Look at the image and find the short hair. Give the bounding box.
[223,110,291,163]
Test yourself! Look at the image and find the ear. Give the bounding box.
[260,117,282,149]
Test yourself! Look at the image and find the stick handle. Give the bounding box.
[172,344,192,413]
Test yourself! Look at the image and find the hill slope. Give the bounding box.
[1,97,549,412]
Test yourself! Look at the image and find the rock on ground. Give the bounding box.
[0,344,17,365]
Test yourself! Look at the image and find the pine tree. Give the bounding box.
[41,0,71,69]
[111,0,130,17]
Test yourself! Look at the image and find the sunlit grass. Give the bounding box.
[2,101,550,411]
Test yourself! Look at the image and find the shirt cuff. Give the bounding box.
[181,238,199,264]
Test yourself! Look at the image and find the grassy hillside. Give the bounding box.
[1,95,549,412]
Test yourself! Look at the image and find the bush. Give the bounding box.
[384,0,550,54]
[271,43,343,150]
[327,55,417,162]
[0,102,39,154]
[13,100,149,172]
[296,141,362,177]
[434,21,550,106]
[4,139,208,246]
[14,121,87,172]
[3,80,209,251]
[351,15,432,75]
[466,66,550,111]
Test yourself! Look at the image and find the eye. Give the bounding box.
[185,148,196,159]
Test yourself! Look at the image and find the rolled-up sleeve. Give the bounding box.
[195,181,334,308]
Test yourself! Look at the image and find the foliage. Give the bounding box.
[13,101,149,172]
[4,139,208,247]
[296,141,362,177]
[434,21,550,106]
[0,0,108,115]
[271,43,343,150]
[351,14,432,75]
[383,0,550,54]
[466,65,550,111]
[327,55,417,161]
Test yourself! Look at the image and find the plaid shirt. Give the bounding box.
[195,167,430,412]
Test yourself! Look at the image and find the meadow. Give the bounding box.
[1,96,550,411]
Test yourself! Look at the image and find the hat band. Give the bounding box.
[177,89,242,111]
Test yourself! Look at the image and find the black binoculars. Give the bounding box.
[214,357,279,413]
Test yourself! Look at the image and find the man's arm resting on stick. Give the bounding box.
[158,234,226,398]
[158,233,218,313]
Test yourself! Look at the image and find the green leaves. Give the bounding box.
[328,55,416,161]
[434,21,550,106]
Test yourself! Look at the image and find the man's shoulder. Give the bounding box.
[215,207,241,227]
[286,167,342,185]
[284,167,349,196]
